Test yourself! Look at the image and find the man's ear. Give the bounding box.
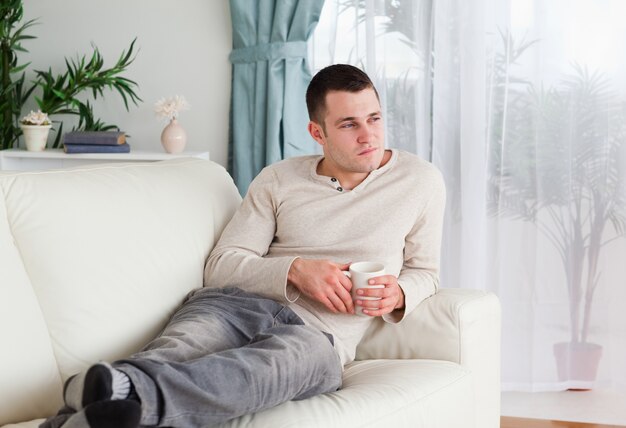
[308,121,325,146]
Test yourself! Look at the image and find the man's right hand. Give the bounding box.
[287,259,354,314]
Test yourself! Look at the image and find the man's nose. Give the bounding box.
[357,124,375,143]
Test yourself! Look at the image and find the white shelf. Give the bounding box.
[0,149,210,171]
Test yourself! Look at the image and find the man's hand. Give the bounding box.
[287,259,354,314]
[354,275,405,317]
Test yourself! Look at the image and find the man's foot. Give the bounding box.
[63,362,131,410]
[61,399,141,428]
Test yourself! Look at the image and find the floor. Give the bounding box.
[501,389,626,426]
[501,416,625,428]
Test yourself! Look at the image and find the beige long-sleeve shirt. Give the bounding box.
[204,149,446,365]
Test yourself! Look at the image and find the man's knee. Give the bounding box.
[274,325,339,367]
[297,325,335,348]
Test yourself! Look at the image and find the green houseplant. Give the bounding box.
[32,39,142,147]
[0,0,37,150]
[0,0,141,151]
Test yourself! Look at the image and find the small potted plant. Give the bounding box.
[155,95,190,154]
[19,110,52,151]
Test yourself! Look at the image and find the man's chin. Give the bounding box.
[347,155,384,173]
[356,162,381,173]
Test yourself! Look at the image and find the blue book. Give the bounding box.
[63,143,131,154]
[63,131,126,146]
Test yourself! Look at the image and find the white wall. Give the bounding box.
[21,0,232,167]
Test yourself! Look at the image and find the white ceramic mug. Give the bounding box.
[344,261,385,316]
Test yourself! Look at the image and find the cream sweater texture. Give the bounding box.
[204,149,446,365]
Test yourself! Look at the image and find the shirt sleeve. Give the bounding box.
[203,167,300,303]
[382,166,446,324]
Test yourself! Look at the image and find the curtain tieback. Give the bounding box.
[229,41,308,64]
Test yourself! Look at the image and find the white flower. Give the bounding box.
[20,110,51,126]
[154,95,190,121]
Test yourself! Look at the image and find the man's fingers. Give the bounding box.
[350,274,403,317]
[289,258,368,315]
[327,279,354,314]
[358,298,382,308]
[356,294,400,316]
[358,296,395,308]
[320,296,338,313]
[356,287,387,298]
[362,308,384,317]
[339,273,353,292]
[336,266,355,313]
[367,275,395,286]
[336,285,354,314]
[327,292,348,313]
[338,273,354,312]
[360,299,395,316]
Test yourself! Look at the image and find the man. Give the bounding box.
[42,64,445,428]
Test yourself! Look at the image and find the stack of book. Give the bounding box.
[63,131,130,154]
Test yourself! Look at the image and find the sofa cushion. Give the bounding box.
[0,159,241,425]
[219,359,474,427]
[0,187,64,426]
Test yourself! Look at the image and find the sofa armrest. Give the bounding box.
[355,288,501,428]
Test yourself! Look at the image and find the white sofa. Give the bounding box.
[0,158,501,428]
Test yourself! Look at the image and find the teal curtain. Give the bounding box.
[228,0,324,195]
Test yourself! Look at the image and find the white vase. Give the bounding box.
[20,124,52,152]
[160,119,187,154]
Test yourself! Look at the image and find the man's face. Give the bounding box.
[308,88,385,176]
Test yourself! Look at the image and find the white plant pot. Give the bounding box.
[553,341,603,389]
[20,124,52,151]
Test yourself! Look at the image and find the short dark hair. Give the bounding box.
[306,64,379,125]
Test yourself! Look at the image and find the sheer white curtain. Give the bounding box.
[312,0,626,392]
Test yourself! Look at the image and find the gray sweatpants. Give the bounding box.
[114,287,342,427]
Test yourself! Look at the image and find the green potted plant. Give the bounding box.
[0,0,141,151]
[0,0,37,150]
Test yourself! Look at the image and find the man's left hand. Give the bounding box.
[354,275,405,317]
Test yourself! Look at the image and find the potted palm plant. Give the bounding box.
[488,34,626,387]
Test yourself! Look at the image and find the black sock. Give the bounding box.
[82,364,114,407]
[61,399,141,428]
[64,362,131,410]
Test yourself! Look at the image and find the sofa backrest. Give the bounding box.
[0,158,241,425]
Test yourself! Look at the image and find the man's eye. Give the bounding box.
[370,116,381,122]
[340,123,354,129]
